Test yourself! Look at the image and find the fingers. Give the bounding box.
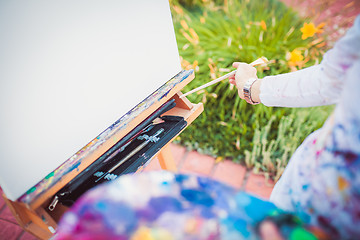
[229,78,244,99]
[232,62,241,68]
[259,221,284,240]
[233,63,257,83]
[237,88,244,99]
[232,62,257,75]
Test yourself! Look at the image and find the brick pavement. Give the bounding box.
[0,143,274,240]
[145,144,275,198]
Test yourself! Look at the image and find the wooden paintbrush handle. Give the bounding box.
[180,57,268,98]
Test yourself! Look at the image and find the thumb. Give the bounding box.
[232,62,241,68]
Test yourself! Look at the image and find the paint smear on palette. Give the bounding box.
[19,69,193,205]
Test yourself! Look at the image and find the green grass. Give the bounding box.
[170,0,333,180]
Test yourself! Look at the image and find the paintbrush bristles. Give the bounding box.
[180,57,268,98]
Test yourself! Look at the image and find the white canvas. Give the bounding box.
[0,0,181,201]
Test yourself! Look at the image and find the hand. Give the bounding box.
[258,220,284,240]
[229,62,258,99]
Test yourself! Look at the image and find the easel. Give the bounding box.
[2,71,203,239]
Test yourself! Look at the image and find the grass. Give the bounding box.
[170,0,333,180]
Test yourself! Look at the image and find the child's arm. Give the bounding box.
[230,15,360,108]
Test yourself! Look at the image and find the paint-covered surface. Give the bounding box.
[54,172,316,240]
[18,70,193,205]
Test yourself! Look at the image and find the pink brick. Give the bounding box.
[0,218,23,240]
[0,195,23,239]
[142,144,186,172]
[245,173,275,199]
[1,206,19,223]
[169,143,186,165]
[180,151,215,176]
[212,160,246,189]
[143,157,162,172]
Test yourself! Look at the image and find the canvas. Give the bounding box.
[0,0,181,201]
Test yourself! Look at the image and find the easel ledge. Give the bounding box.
[2,70,203,239]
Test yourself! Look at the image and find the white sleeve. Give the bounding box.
[259,15,360,108]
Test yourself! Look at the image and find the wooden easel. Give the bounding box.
[2,71,203,239]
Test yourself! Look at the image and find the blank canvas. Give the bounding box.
[0,0,181,201]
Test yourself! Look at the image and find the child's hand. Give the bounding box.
[258,220,284,240]
[229,62,258,99]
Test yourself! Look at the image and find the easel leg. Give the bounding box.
[2,195,53,240]
[157,144,177,172]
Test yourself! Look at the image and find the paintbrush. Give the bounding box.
[95,128,165,183]
[180,57,268,98]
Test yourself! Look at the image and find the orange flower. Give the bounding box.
[260,20,267,31]
[182,32,195,44]
[215,156,224,163]
[208,61,216,79]
[300,22,324,40]
[180,20,189,30]
[189,28,199,41]
[172,5,183,15]
[317,22,325,33]
[208,63,215,74]
[200,17,206,24]
[288,49,304,66]
[181,57,191,69]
